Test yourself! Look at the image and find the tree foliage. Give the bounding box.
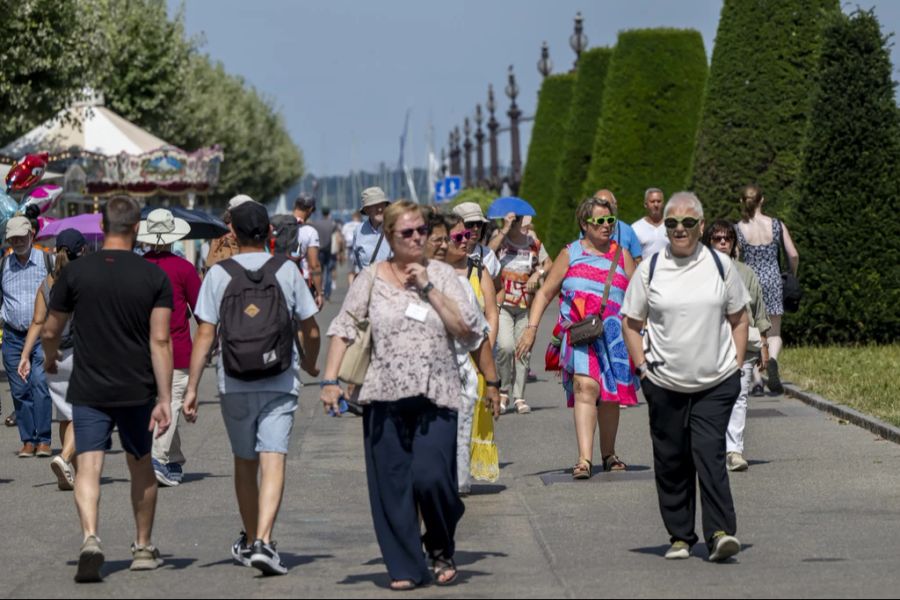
[583,29,708,224]
[448,188,496,213]
[547,48,613,255]
[690,0,839,221]
[518,73,575,245]
[789,9,900,344]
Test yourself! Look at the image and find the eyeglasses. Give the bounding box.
[397,225,429,239]
[464,221,483,229]
[449,230,474,245]
[665,216,701,230]
[585,216,617,226]
[428,236,450,245]
[711,235,734,243]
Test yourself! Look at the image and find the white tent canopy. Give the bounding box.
[0,93,172,157]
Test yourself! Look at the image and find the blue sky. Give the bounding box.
[170,1,900,177]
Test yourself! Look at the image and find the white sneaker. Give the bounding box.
[727,452,749,472]
[51,456,75,491]
[665,541,691,560]
[708,532,741,562]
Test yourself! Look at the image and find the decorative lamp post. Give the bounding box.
[538,41,553,78]
[441,147,448,178]
[474,104,486,185]
[450,127,462,176]
[506,65,523,188]
[463,118,473,188]
[487,84,500,188]
[570,12,589,70]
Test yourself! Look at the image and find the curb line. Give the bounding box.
[782,382,900,445]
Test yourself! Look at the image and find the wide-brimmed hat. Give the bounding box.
[361,187,390,209]
[453,202,489,224]
[137,208,191,245]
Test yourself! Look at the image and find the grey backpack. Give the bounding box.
[218,256,294,381]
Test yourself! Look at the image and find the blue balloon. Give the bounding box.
[0,191,19,238]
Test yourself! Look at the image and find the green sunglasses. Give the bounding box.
[664,216,701,230]
[585,215,617,226]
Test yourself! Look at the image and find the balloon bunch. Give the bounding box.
[0,153,63,237]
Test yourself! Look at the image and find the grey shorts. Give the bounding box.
[220,392,298,460]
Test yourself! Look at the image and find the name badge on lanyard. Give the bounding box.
[405,303,429,323]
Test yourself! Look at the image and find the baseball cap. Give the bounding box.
[6,216,33,239]
[230,200,270,242]
[361,187,390,209]
[228,194,257,210]
[452,202,489,224]
[56,228,87,257]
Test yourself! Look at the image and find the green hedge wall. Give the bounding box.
[788,9,900,344]
[582,29,708,224]
[690,0,839,221]
[547,47,614,255]
[518,73,575,245]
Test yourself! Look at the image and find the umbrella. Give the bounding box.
[36,213,103,241]
[486,196,537,219]
[140,206,228,240]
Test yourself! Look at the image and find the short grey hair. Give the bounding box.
[644,187,664,202]
[664,191,704,219]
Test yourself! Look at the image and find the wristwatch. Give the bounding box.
[319,380,340,388]
[420,282,435,298]
[634,363,650,378]
[485,380,501,389]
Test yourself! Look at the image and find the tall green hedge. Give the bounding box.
[547,48,613,255]
[582,29,708,224]
[690,0,839,221]
[519,73,575,244]
[788,9,900,344]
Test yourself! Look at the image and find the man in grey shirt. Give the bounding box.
[349,187,392,282]
[311,207,338,300]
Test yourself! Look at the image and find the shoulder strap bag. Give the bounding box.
[776,219,802,313]
[338,266,377,385]
[567,243,624,347]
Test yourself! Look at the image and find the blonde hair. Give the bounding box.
[383,200,425,238]
[740,185,763,221]
[52,249,69,279]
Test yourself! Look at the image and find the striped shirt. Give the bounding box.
[2,248,50,331]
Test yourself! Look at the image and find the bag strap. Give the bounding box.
[707,246,725,281]
[599,243,624,312]
[649,248,723,284]
[260,254,289,276]
[218,257,245,279]
[774,218,787,271]
[369,231,385,266]
[648,252,660,286]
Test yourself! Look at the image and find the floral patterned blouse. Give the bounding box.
[327,260,483,411]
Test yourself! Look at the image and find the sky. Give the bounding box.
[170,0,900,177]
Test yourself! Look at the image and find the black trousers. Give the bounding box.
[363,396,464,584]
[643,372,741,549]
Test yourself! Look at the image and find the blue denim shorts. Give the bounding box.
[220,392,297,460]
[73,403,154,459]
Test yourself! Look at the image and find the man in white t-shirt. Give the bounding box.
[292,195,323,308]
[182,200,320,576]
[621,191,749,565]
[631,187,668,259]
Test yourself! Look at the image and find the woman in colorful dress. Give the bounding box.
[517,197,638,479]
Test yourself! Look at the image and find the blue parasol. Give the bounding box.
[140,206,228,240]
[486,196,537,219]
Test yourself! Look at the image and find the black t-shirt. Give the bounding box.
[49,250,173,408]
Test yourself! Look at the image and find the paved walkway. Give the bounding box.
[1,279,899,598]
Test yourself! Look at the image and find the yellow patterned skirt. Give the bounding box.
[469,374,499,482]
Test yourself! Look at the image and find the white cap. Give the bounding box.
[228,194,257,210]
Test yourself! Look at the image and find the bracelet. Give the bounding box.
[526,324,539,330]
[319,380,340,388]
[485,380,501,389]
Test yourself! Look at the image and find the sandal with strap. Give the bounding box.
[603,454,627,472]
[390,579,418,591]
[432,556,458,586]
[572,458,593,480]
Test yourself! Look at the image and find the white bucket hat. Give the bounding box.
[137,209,191,245]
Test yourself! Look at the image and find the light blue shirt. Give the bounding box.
[1,248,50,331]
[195,252,318,395]
[350,219,392,273]
[614,222,643,260]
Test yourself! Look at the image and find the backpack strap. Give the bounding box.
[648,252,660,286]
[218,257,245,279]
[649,248,724,285]
[260,254,289,276]
[707,246,725,281]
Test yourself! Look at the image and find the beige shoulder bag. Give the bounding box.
[338,267,377,385]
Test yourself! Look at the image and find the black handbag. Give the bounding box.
[567,244,623,346]
[776,219,802,313]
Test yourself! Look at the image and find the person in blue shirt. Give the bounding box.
[592,189,643,263]
[349,187,393,283]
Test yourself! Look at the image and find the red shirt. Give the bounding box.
[143,251,201,369]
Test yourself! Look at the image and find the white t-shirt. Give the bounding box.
[195,252,319,395]
[620,245,750,393]
[631,217,669,259]
[471,243,501,279]
[294,224,320,280]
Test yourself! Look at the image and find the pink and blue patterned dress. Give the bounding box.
[557,240,638,408]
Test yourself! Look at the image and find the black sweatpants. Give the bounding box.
[363,396,465,585]
[642,372,741,549]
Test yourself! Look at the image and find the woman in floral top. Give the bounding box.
[321,201,484,590]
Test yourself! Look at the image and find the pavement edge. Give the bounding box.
[782,382,900,445]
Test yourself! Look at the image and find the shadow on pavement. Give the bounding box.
[199,553,332,570]
[0,478,12,484]
[179,472,230,484]
[66,556,198,576]
[468,484,507,496]
[528,464,653,477]
[629,543,753,561]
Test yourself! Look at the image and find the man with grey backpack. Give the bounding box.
[182,198,321,576]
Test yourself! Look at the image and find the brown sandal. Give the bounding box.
[572,458,593,480]
[432,557,458,586]
[390,579,418,591]
[603,454,627,472]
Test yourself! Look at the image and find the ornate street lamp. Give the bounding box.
[450,127,462,176]
[487,85,500,188]
[463,117,473,188]
[537,41,553,78]
[506,65,522,187]
[474,104,486,185]
[570,12,589,70]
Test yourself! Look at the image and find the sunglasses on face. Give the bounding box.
[464,221,483,230]
[585,216,617,227]
[665,216,701,230]
[397,225,429,239]
[711,234,734,244]
[450,230,474,244]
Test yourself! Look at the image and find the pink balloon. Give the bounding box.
[21,184,63,215]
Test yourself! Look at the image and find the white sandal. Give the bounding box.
[499,393,509,414]
[514,399,531,414]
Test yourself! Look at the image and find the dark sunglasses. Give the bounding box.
[450,230,474,244]
[711,234,734,243]
[397,225,429,239]
[665,216,701,230]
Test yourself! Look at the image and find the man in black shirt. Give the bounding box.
[43,196,174,582]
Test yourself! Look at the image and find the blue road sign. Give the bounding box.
[435,176,463,203]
